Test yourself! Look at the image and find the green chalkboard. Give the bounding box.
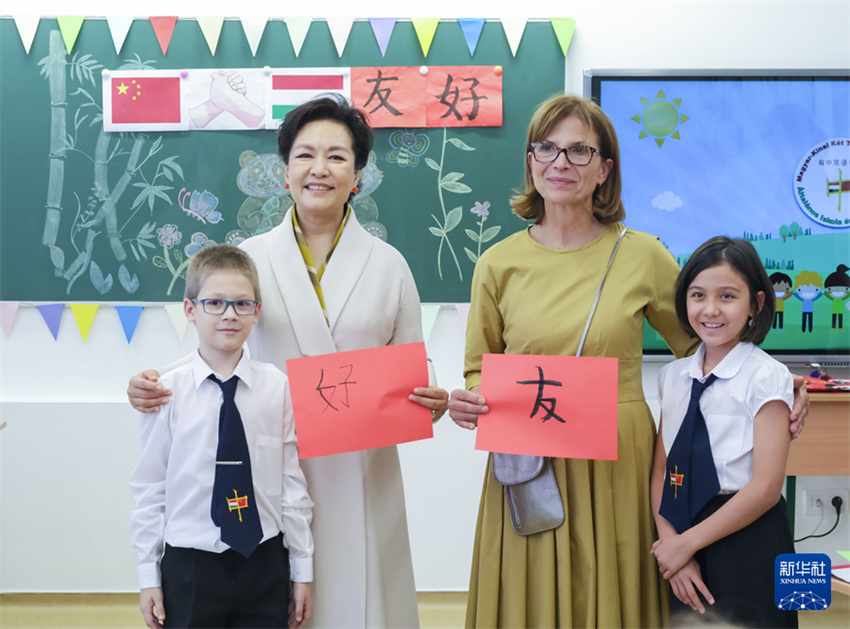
[0,18,565,302]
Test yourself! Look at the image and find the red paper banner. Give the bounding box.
[352,65,502,128]
[286,342,433,458]
[351,66,426,128]
[426,66,502,127]
[475,354,618,459]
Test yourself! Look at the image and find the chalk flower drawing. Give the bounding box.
[464,201,501,264]
[426,129,475,281]
[157,224,182,248]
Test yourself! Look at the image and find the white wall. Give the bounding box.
[2,1,849,593]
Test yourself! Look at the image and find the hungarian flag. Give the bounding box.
[111,76,181,124]
[265,68,350,129]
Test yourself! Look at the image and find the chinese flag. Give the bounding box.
[112,77,181,124]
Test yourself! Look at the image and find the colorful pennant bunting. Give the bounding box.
[115,305,144,343]
[457,18,485,57]
[106,16,134,55]
[70,304,99,342]
[411,18,440,57]
[0,301,20,338]
[285,18,312,57]
[327,18,354,57]
[240,16,268,56]
[197,17,224,55]
[149,16,178,55]
[36,303,64,340]
[500,18,527,56]
[56,16,85,54]
[12,15,40,54]
[164,303,189,340]
[368,18,396,56]
[550,18,577,56]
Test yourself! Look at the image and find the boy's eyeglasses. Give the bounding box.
[192,298,259,316]
[529,141,601,165]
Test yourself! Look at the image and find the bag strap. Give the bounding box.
[576,226,628,357]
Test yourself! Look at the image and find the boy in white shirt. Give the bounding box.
[130,244,313,629]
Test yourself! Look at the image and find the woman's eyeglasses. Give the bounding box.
[529,141,601,166]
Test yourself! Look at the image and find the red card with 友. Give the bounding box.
[286,342,433,458]
[475,354,618,460]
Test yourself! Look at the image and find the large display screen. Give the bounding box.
[586,71,850,363]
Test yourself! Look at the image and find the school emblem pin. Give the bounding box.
[668,465,684,498]
[227,489,249,522]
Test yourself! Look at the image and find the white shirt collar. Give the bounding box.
[682,342,756,382]
[191,349,254,390]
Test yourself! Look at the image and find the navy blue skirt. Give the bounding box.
[671,494,798,628]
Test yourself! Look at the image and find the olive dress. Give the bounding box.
[463,223,698,628]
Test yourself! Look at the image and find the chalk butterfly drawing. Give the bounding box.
[178,188,223,224]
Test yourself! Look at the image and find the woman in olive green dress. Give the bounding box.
[448,95,806,628]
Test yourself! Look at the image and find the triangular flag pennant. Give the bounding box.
[13,15,40,54]
[36,303,64,340]
[455,303,471,333]
[368,18,396,56]
[327,18,355,57]
[550,18,577,56]
[70,304,99,342]
[240,16,268,56]
[411,18,440,57]
[458,18,485,57]
[0,302,21,338]
[197,16,224,55]
[149,16,178,55]
[500,18,527,57]
[115,305,144,343]
[164,303,189,340]
[420,304,440,343]
[285,18,312,57]
[106,16,134,54]
[56,16,85,54]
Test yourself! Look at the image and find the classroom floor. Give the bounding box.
[0,590,846,628]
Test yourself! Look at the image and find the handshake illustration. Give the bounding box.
[190,70,265,129]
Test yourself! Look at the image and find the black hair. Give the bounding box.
[277,93,373,170]
[674,236,775,345]
[824,264,850,288]
[769,272,793,288]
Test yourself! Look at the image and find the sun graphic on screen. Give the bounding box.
[632,90,689,147]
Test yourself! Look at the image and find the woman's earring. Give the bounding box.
[748,317,755,328]
[351,186,359,194]
[284,182,290,189]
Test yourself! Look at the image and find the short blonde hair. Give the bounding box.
[511,94,625,225]
[184,244,261,302]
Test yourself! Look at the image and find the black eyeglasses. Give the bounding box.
[192,299,259,316]
[529,141,601,166]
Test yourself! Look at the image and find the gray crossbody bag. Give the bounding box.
[491,227,628,535]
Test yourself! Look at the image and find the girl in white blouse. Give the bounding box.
[650,236,797,628]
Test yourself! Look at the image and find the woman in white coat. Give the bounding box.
[128,95,448,628]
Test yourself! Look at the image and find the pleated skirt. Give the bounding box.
[465,400,669,628]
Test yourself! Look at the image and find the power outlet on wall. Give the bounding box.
[804,490,849,515]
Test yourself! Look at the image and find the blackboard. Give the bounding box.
[0,18,565,302]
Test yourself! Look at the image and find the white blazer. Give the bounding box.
[241,208,422,628]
